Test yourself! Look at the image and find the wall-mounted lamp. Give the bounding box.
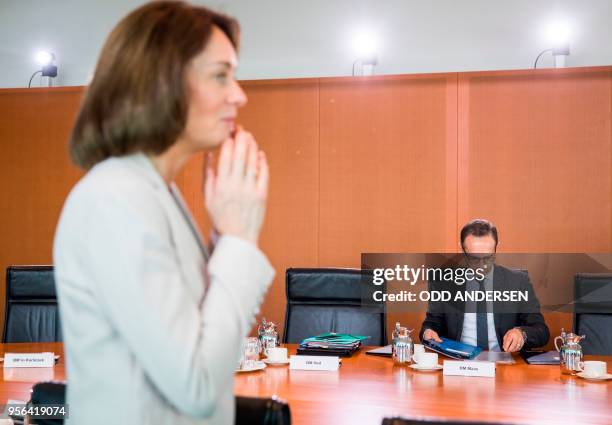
[29,50,58,87]
[534,20,571,69]
[534,43,570,69]
[353,54,378,76]
[351,29,379,76]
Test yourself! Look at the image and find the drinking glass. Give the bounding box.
[242,337,260,369]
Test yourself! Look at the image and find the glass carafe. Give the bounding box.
[554,328,585,375]
[392,322,413,365]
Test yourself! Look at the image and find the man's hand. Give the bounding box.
[502,328,525,352]
[423,329,442,343]
[204,129,269,245]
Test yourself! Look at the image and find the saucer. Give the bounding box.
[235,361,267,373]
[576,372,612,381]
[410,364,442,372]
[263,358,290,366]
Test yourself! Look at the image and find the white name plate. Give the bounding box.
[443,360,495,377]
[289,355,339,371]
[3,352,55,368]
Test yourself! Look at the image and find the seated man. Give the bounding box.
[419,219,549,352]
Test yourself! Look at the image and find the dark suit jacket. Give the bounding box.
[419,265,549,349]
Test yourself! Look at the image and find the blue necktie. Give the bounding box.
[476,280,488,350]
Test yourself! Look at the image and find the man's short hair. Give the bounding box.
[460,219,499,250]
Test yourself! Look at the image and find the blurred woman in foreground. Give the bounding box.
[53,2,274,424]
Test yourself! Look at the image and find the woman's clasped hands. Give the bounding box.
[204,128,269,245]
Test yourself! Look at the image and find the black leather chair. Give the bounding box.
[283,268,386,345]
[574,273,612,355]
[28,381,66,425]
[27,382,290,425]
[3,266,62,343]
[236,396,291,425]
[382,417,517,425]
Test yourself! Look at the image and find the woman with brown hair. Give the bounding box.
[53,2,274,424]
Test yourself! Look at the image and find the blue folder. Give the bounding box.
[422,337,482,360]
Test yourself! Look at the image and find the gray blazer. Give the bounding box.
[53,153,274,424]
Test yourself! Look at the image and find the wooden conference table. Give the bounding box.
[0,343,609,425]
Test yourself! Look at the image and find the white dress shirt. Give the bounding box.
[460,267,500,351]
[54,153,275,424]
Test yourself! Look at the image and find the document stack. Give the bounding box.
[297,333,368,357]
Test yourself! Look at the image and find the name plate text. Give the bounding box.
[289,355,339,371]
[3,352,55,368]
[443,360,495,377]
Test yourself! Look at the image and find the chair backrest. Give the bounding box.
[574,273,612,355]
[283,268,386,345]
[29,381,66,425]
[28,384,291,425]
[3,265,62,343]
[382,417,515,425]
[236,396,291,425]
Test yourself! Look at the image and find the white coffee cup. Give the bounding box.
[415,352,438,368]
[579,360,607,378]
[266,347,288,363]
[413,344,425,355]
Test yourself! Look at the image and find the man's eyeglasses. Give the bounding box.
[463,253,496,264]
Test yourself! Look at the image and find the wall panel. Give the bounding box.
[317,74,458,339]
[0,87,83,323]
[318,74,458,267]
[458,68,612,252]
[456,68,612,348]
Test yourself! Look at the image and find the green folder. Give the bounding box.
[301,333,369,349]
